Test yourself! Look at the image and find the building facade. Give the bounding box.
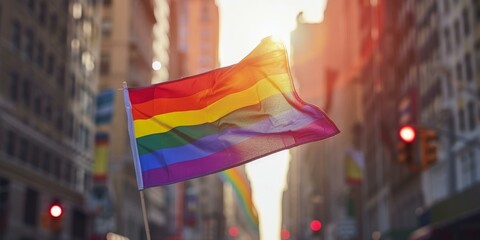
[357,0,480,239]
[284,1,362,239]
[0,0,101,239]
[97,0,159,239]
[412,0,480,238]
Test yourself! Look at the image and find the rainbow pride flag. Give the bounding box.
[220,167,259,233]
[123,37,339,189]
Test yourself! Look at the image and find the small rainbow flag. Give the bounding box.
[345,149,364,185]
[123,37,339,189]
[93,133,109,181]
[220,167,259,233]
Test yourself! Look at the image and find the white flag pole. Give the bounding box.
[123,81,151,240]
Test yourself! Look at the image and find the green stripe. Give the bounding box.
[136,93,295,156]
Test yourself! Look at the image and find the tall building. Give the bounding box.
[168,1,223,239]
[411,0,480,238]
[152,0,170,84]
[284,1,362,239]
[357,0,480,239]
[0,0,101,239]
[285,0,480,239]
[97,0,159,239]
[169,0,219,79]
[356,0,423,239]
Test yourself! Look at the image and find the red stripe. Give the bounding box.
[128,66,232,104]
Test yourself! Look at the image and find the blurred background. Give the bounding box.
[1,0,480,240]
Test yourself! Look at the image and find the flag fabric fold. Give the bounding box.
[124,37,339,189]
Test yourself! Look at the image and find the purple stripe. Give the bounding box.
[140,119,339,187]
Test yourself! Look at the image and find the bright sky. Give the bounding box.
[216,1,327,239]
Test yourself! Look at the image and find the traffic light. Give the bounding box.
[310,219,322,236]
[420,128,438,168]
[228,226,239,238]
[50,204,63,218]
[397,125,416,167]
[280,229,290,239]
[42,200,64,233]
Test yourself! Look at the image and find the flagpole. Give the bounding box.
[140,190,152,240]
[124,81,151,239]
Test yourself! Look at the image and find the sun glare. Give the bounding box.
[257,20,293,53]
[271,31,290,45]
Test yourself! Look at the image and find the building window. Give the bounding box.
[103,0,112,6]
[71,210,87,239]
[69,75,76,99]
[34,90,43,116]
[475,1,480,22]
[444,27,451,54]
[31,144,40,168]
[81,51,94,72]
[27,0,35,12]
[467,101,476,130]
[53,157,61,179]
[11,20,21,49]
[465,53,473,82]
[45,97,52,121]
[47,54,55,75]
[49,13,57,34]
[57,66,65,88]
[65,113,74,139]
[463,8,470,36]
[19,137,28,163]
[459,107,466,132]
[42,151,50,174]
[101,18,112,37]
[454,19,461,46]
[36,42,44,67]
[59,29,67,46]
[100,53,110,75]
[23,188,38,227]
[443,0,449,13]
[201,3,209,22]
[6,130,16,157]
[56,111,64,134]
[63,0,69,10]
[38,1,47,25]
[23,79,31,108]
[201,28,210,42]
[24,29,34,60]
[0,178,9,231]
[459,150,475,189]
[456,62,463,82]
[72,3,82,20]
[476,41,480,75]
[8,72,19,102]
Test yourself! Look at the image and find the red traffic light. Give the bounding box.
[49,204,63,218]
[281,229,291,239]
[399,125,416,143]
[310,220,322,232]
[228,226,239,237]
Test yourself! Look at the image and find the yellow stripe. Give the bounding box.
[93,145,109,175]
[133,73,293,138]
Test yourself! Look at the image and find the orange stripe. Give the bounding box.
[131,56,288,120]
